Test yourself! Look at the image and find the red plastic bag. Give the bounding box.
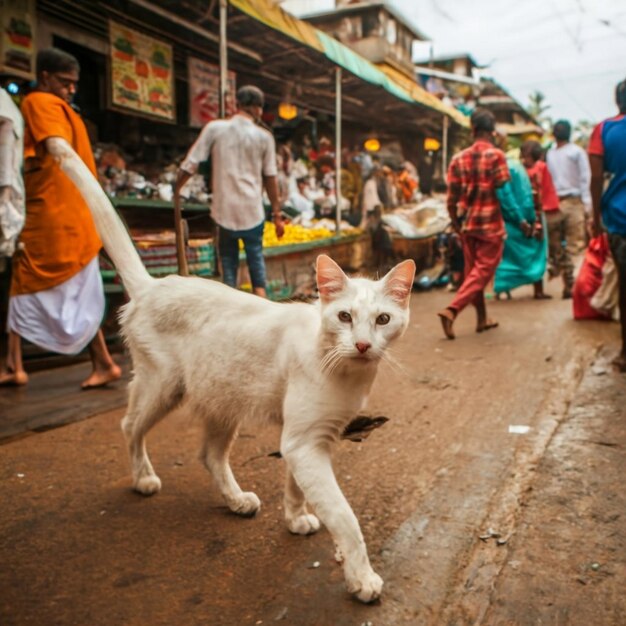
[573,234,613,320]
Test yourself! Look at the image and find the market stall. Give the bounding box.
[371,195,450,282]
[31,0,465,304]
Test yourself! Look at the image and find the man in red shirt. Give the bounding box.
[588,78,626,371]
[438,109,516,339]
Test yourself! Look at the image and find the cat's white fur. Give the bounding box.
[48,137,415,603]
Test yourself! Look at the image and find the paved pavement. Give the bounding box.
[0,356,130,442]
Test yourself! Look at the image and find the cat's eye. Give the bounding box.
[376,313,390,325]
[338,311,352,323]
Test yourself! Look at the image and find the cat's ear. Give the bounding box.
[381,259,416,308]
[316,254,348,303]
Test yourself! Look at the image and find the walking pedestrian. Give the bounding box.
[493,152,547,299]
[1,48,121,388]
[0,81,25,379]
[521,140,560,299]
[589,78,626,371]
[174,85,284,298]
[437,108,515,340]
[546,119,592,297]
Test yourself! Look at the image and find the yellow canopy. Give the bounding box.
[229,0,470,128]
[376,64,470,128]
[229,0,323,53]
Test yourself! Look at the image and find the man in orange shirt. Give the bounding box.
[0,48,120,387]
[397,163,418,204]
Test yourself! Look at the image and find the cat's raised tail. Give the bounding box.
[46,137,152,298]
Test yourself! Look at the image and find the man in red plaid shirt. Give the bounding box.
[438,109,516,339]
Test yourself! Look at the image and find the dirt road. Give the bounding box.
[1,285,624,625]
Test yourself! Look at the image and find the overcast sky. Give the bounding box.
[281,0,625,125]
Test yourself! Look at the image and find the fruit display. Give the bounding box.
[236,222,361,251]
[263,222,334,247]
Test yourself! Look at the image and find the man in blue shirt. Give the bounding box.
[589,78,626,371]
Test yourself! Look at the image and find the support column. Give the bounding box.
[335,67,342,234]
[219,0,228,119]
[442,114,449,181]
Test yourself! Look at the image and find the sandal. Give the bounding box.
[437,308,456,340]
[476,319,499,333]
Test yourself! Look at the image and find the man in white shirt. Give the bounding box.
[287,177,315,222]
[546,120,592,296]
[0,84,25,384]
[175,85,284,298]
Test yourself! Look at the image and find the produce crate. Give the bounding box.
[100,240,216,283]
[239,279,294,302]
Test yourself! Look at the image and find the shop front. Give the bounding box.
[27,0,463,308]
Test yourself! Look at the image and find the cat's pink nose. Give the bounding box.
[356,342,371,354]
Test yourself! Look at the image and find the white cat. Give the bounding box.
[48,138,415,603]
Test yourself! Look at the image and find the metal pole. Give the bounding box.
[335,67,342,234]
[442,114,449,182]
[219,0,228,119]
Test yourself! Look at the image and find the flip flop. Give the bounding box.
[0,371,28,386]
[81,381,111,391]
[476,320,499,333]
[437,309,456,340]
[81,367,122,390]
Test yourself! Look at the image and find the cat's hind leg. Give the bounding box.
[121,373,182,495]
[200,419,261,516]
[284,470,320,535]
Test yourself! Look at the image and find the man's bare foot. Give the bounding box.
[534,293,553,300]
[612,354,626,373]
[0,370,28,386]
[437,308,456,340]
[476,319,499,333]
[81,364,122,390]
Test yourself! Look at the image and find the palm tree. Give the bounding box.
[527,90,552,131]
[573,119,594,148]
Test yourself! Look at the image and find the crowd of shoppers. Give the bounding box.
[440,80,626,373]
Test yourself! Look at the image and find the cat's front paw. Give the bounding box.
[227,491,261,517]
[287,513,321,535]
[345,568,383,604]
[134,474,162,496]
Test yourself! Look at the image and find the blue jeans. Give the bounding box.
[218,221,267,289]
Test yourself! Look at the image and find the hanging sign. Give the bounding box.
[0,0,36,80]
[109,21,175,122]
[188,56,236,127]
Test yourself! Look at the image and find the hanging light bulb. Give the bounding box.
[424,137,441,151]
[364,137,381,152]
[278,102,298,120]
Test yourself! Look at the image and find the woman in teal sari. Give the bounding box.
[494,158,548,298]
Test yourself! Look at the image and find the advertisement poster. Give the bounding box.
[188,57,236,127]
[0,0,36,79]
[109,21,175,122]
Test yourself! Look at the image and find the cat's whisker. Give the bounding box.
[320,346,340,373]
[380,350,409,378]
[323,348,345,376]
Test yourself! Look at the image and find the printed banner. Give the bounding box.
[0,0,36,79]
[188,57,236,127]
[109,21,175,121]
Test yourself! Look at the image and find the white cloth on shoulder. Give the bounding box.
[0,87,25,257]
[7,256,105,355]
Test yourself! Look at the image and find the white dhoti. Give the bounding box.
[8,256,105,355]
